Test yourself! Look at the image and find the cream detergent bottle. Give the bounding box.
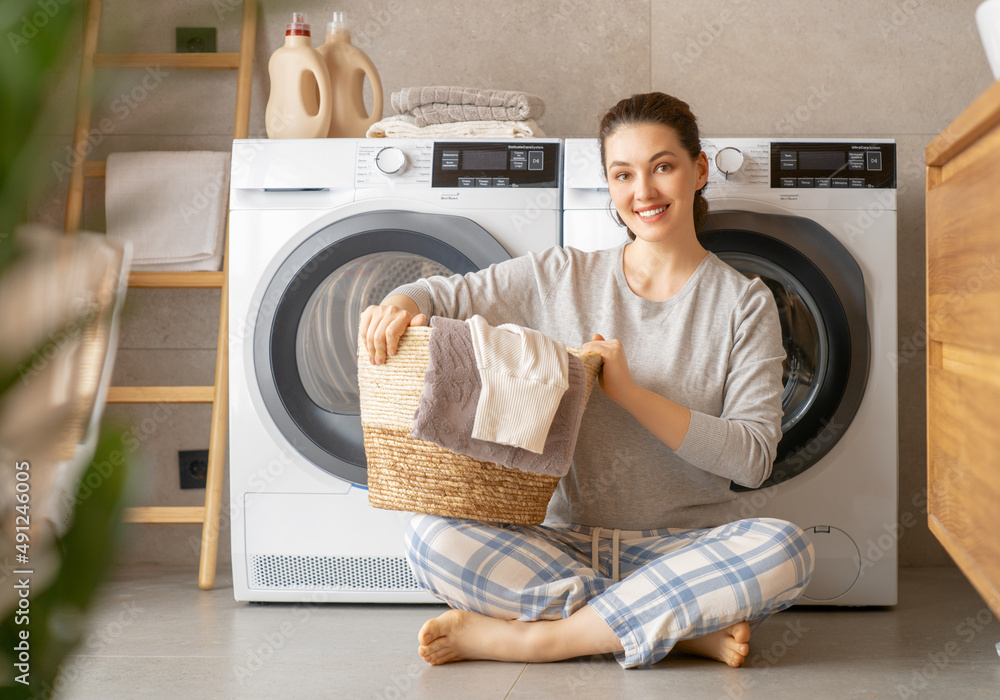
[316,12,384,138]
[265,13,332,138]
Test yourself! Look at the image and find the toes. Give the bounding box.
[418,620,437,646]
[730,621,751,644]
[420,644,456,665]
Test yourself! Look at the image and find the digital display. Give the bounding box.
[462,150,507,170]
[799,151,846,171]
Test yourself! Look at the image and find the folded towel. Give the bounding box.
[106,151,230,271]
[468,315,568,453]
[366,115,544,138]
[411,316,588,478]
[391,86,545,127]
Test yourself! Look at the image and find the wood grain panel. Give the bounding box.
[927,81,1000,618]
[926,123,1000,353]
[926,79,1000,167]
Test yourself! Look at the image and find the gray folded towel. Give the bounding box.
[390,86,545,127]
[411,316,586,478]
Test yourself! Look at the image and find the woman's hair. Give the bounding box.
[598,92,709,237]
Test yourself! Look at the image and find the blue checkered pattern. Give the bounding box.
[404,515,814,668]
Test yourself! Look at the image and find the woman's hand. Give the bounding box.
[581,333,637,405]
[581,333,691,450]
[359,295,425,365]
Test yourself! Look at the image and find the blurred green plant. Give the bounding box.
[0,1,136,697]
[0,0,82,268]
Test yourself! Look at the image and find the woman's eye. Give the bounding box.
[614,172,630,181]
[656,163,672,172]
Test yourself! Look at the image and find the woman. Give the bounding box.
[360,92,814,669]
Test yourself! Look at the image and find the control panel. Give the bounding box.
[770,142,896,189]
[431,141,560,188]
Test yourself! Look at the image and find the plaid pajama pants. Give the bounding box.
[404,514,814,668]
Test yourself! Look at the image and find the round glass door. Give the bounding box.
[253,211,512,486]
[700,211,870,490]
[296,252,452,414]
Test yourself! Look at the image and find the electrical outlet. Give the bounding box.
[175,27,216,53]
[178,449,209,489]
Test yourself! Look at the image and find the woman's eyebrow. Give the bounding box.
[608,151,676,168]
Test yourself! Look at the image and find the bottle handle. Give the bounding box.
[310,60,333,132]
[361,60,384,122]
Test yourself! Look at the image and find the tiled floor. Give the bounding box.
[55,566,998,699]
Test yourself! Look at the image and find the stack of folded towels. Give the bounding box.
[367,86,546,138]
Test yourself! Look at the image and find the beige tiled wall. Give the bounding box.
[34,0,995,571]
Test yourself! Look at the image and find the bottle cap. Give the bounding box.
[327,11,349,33]
[286,12,310,37]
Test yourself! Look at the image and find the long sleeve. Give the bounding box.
[385,247,572,330]
[673,280,785,489]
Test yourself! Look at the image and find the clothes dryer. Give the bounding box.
[229,138,562,602]
[562,138,897,606]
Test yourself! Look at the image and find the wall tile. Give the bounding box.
[650,0,993,137]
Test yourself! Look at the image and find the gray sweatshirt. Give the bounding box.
[388,244,784,530]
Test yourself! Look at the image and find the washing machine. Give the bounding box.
[229,137,562,602]
[562,138,897,606]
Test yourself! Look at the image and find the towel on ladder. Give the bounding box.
[105,151,230,271]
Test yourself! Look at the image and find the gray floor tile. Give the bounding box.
[54,566,1000,699]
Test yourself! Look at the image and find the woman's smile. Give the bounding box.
[635,203,670,223]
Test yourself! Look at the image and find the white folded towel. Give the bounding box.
[106,151,231,271]
[366,115,545,138]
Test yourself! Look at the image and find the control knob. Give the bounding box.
[375,146,407,175]
[714,147,745,179]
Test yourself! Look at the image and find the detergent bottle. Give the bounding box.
[265,13,332,138]
[316,12,384,137]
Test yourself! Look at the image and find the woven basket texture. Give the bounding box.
[358,326,602,525]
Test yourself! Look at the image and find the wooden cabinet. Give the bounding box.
[926,79,1000,617]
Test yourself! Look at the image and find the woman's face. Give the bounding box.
[603,122,708,245]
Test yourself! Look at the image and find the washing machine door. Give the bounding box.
[699,211,870,491]
[253,210,511,486]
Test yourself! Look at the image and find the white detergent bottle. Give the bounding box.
[265,13,332,139]
[316,12,384,138]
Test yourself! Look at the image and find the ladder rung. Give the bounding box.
[129,271,224,288]
[124,506,206,524]
[107,386,215,403]
[83,160,106,178]
[93,53,241,69]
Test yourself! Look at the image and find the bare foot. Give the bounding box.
[417,609,526,665]
[673,621,751,667]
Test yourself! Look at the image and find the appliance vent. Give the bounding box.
[250,554,422,591]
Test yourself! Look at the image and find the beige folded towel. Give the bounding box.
[367,115,544,138]
[106,151,230,271]
[391,86,545,127]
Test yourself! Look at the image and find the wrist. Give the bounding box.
[382,294,420,317]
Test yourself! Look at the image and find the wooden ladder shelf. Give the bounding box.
[64,0,257,590]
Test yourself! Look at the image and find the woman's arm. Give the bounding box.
[581,334,692,451]
[584,282,784,489]
[359,248,572,365]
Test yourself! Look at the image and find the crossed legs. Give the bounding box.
[404,515,813,668]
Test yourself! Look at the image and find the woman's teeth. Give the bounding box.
[637,206,667,218]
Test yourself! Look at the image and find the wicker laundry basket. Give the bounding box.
[358,326,602,525]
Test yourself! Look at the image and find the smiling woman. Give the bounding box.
[361,92,815,670]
